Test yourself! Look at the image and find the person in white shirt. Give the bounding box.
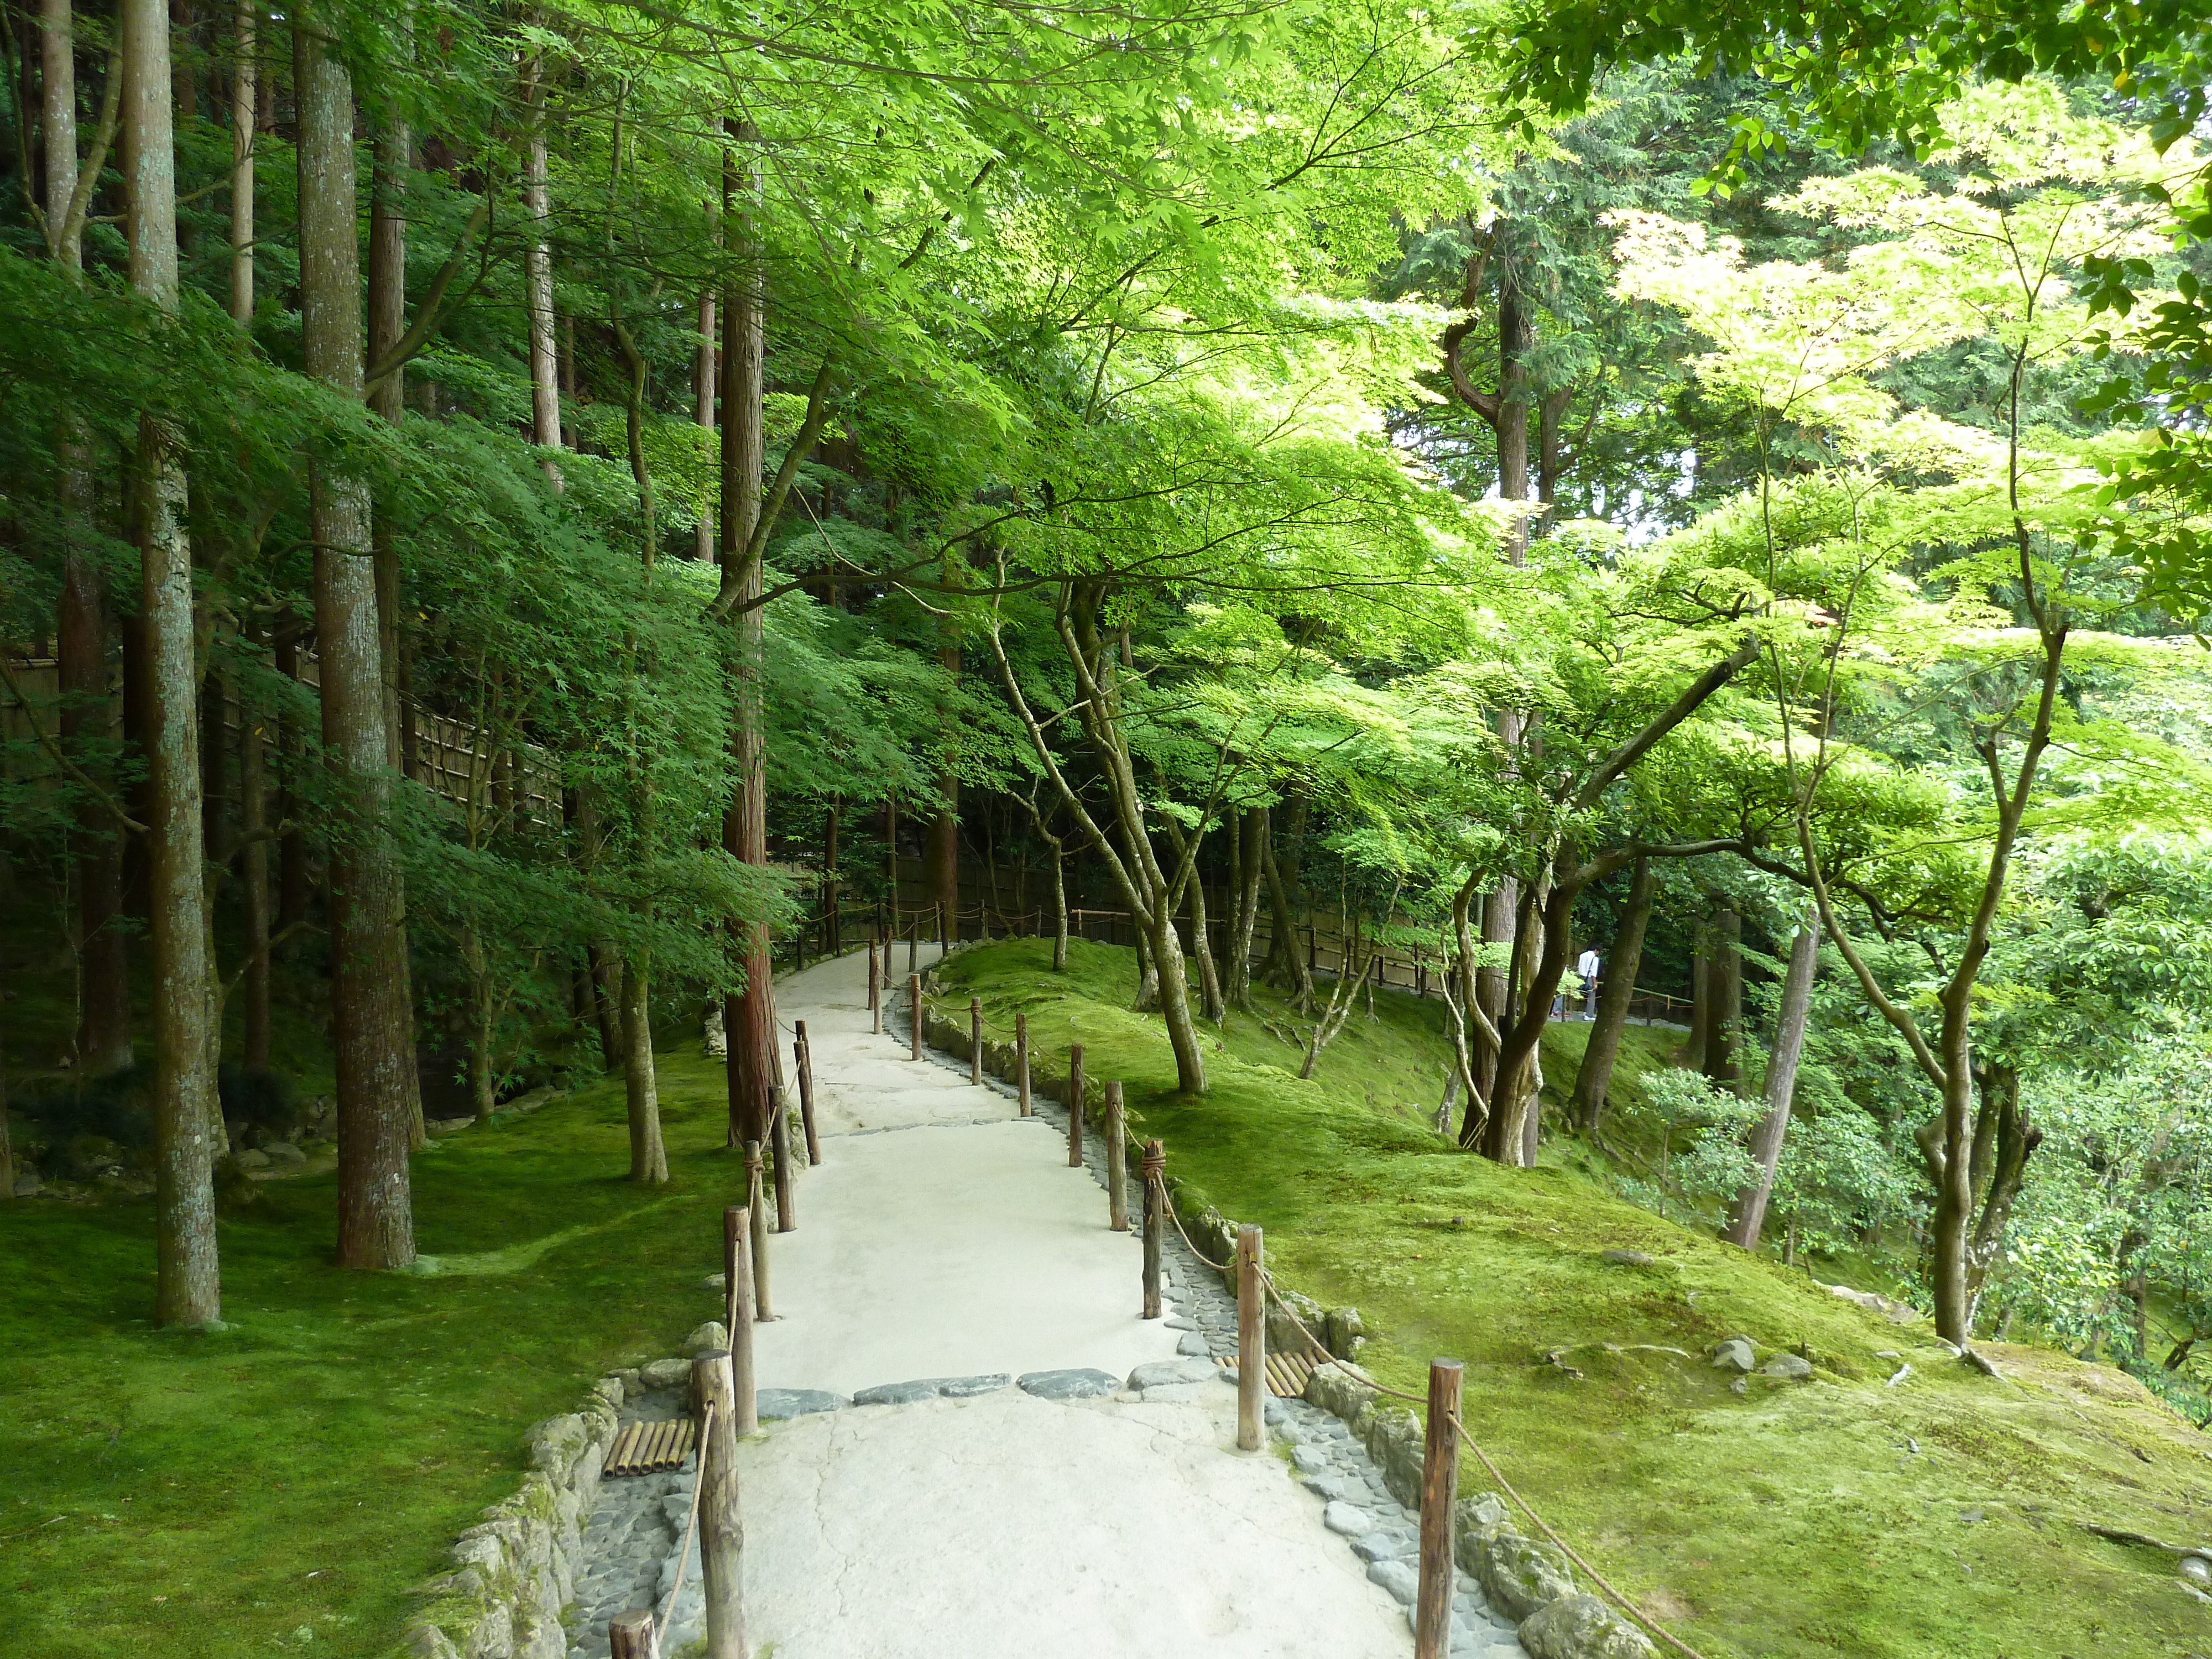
[1577,947,1601,1019]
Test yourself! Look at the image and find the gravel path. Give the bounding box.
[564,943,1514,1659]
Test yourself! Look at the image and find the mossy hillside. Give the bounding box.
[936,938,2212,1659]
[0,1052,742,1659]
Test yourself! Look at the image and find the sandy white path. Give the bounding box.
[734,945,1406,1658]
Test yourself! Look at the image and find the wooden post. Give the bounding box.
[745,1144,773,1319]
[910,973,924,1060]
[935,900,945,951]
[726,1208,757,1434]
[794,1023,821,1164]
[691,1352,747,1659]
[1067,1043,1086,1167]
[906,921,916,975]
[969,995,984,1085]
[1237,1224,1265,1451]
[1015,1012,1031,1117]
[1105,1080,1128,1230]
[1415,1358,1465,1659]
[769,1097,796,1233]
[1141,1139,1164,1318]
[868,940,881,1034]
[608,1610,655,1659]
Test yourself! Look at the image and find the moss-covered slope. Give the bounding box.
[936,937,2212,1659]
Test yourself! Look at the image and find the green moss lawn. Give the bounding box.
[0,1054,739,1659]
[935,937,2212,1659]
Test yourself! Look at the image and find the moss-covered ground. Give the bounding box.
[936,938,2212,1659]
[0,1053,740,1659]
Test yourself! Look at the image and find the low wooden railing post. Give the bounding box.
[936,900,946,951]
[724,1207,758,1434]
[769,1097,797,1233]
[1237,1224,1264,1451]
[1067,1043,1086,1167]
[1415,1358,1464,1659]
[794,1022,821,1165]
[1015,1013,1031,1117]
[969,996,983,1086]
[1105,1080,1128,1231]
[745,1144,773,1319]
[608,1609,655,1659]
[868,940,881,1034]
[906,922,917,976]
[910,973,924,1061]
[692,1351,747,1659]
[1140,1139,1164,1318]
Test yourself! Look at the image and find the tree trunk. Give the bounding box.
[694,289,716,561]
[274,627,309,933]
[1964,1062,2039,1310]
[1173,824,1225,1023]
[124,0,222,1324]
[1703,900,1743,1091]
[822,802,839,952]
[48,0,132,1074]
[1229,806,1262,1009]
[1050,836,1068,970]
[1686,915,1712,1062]
[239,691,270,1070]
[719,122,775,1150]
[587,941,623,1069]
[1726,921,1818,1250]
[41,0,83,268]
[1569,856,1652,1133]
[296,8,414,1270]
[1259,808,1312,1008]
[366,77,424,1151]
[521,48,561,487]
[227,0,252,324]
[622,957,667,1182]
[463,924,495,1118]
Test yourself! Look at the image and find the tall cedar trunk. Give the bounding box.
[121,611,153,914]
[228,0,252,323]
[719,122,775,1150]
[613,289,668,1177]
[1726,922,1819,1249]
[124,0,221,1323]
[274,628,309,931]
[1569,856,1652,1132]
[42,0,83,267]
[621,958,667,1181]
[296,10,414,1270]
[48,0,132,1072]
[239,689,270,1069]
[1703,901,1743,1091]
[694,290,716,560]
[521,49,561,486]
[1495,274,1533,555]
[200,667,228,866]
[366,79,424,1149]
[587,944,620,1067]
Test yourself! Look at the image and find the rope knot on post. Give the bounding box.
[1140,1143,1166,1182]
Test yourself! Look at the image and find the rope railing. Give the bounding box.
[1145,1168,1708,1659]
[649,1397,715,1659]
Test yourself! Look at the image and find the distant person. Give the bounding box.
[1577,947,1601,1019]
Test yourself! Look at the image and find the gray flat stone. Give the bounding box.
[1367,1558,1420,1605]
[1128,1358,1219,1390]
[1323,1500,1374,1536]
[755,1387,849,1420]
[852,1379,941,1407]
[1291,1443,1334,1474]
[1762,1353,1813,1380]
[1176,1331,1212,1357]
[638,1358,691,1390]
[1301,1473,1353,1502]
[1165,1316,1198,1331]
[1017,1368,1119,1400]
[1352,1530,1411,1562]
[935,1373,1010,1398]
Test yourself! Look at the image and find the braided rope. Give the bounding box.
[650,1397,716,1656]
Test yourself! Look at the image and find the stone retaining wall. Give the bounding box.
[401,1377,632,1659]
